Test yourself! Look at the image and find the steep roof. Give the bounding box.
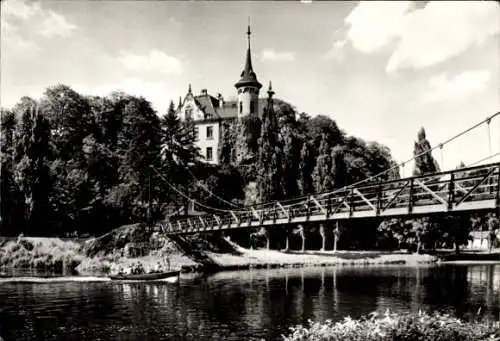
[194,94,219,118]
[234,25,262,90]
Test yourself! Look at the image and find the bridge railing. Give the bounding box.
[161,162,500,234]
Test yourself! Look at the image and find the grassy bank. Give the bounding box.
[0,237,84,273]
[282,310,499,341]
[1,225,438,275]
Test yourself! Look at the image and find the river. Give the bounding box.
[0,263,499,341]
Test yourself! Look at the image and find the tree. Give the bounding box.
[0,110,24,235]
[413,127,439,176]
[256,92,283,202]
[312,134,334,193]
[298,141,315,196]
[160,100,200,214]
[280,123,300,198]
[218,121,233,165]
[14,104,53,235]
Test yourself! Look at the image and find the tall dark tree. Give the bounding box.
[298,141,315,196]
[160,100,200,215]
[256,84,283,202]
[0,110,24,235]
[312,134,334,193]
[14,104,53,235]
[280,123,300,198]
[413,127,440,176]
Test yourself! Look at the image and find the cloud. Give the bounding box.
[1,0,77,55]
[421,70,491,103]
[38,9,77,38]
[119,50,183,75]
[260,48,296,61]
[322,39,347,60]
[2,0,77,38]
[332,1,500,73]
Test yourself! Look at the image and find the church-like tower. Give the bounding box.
[234,23,262,119]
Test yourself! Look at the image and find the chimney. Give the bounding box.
[201,89,208,96]
[217,93,224,107]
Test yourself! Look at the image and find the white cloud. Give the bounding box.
[260,48,296,61]
[322,39,347,60]
[119,50,183,75]
[332,1,500,73]
[1,0,77,53]
[38,10,77,38]
[421,70,491,103]
[344,1,412,54]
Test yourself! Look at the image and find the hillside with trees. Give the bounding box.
[1,84,497,253]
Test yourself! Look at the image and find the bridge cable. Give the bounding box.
[439,144,444,171]
[467,151,500,167]
[149,165,240,214]
[316,111,500,199]
[166,112,500,221]
[184,166,242,208]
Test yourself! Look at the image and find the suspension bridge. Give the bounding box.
[158,111,500,236]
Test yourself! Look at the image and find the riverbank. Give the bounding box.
[0,232,439,276]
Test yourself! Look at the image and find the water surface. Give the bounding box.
[1,264,499,341]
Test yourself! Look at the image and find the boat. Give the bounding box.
[109,271,179,281]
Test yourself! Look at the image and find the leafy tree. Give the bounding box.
[14,104,53,235]
[256,92,283,202]
[413,127,439,176]
[312,134,334,193]
[280,123,300,198]
[0,110,24,235]
[298,141,315,196]
[218,121,233,165]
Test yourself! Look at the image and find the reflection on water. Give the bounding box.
[0,264,499,341]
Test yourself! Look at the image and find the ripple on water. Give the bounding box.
[0,264,499,341]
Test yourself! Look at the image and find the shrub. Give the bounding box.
[282,310,499,341]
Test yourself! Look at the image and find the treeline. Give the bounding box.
[1,84,497,252]
[0,85,200,237]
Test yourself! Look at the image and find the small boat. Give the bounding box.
[109,271,179,281]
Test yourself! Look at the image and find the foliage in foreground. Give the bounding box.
[282,310,499,341]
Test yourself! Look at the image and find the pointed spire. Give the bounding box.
[178,96,182,108]
[246,16,251,50]
[267,81,274,98]
[188,84,192,94]
[235,20,262,90]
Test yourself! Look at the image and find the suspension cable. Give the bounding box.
[467,151,500,167]
[315,111,500,199]
[184,166,242,208]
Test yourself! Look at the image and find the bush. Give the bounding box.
[282,310,499,341]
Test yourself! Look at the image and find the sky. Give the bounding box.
[1,0,499,175]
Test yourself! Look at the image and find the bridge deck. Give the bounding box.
[162,163,500,236]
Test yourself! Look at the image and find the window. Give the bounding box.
[194,127,199,140]
[185,107,193,120]
[206,126,213,139]
[239,101,243,114]
[206,147,213,161]
[250,100,255,113]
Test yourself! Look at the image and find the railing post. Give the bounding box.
[349,188,354,217]
[408,179,414,214]
[376,180,382,216]
[448,172,455,211]
[306,197,311,220]
[496,163,500,208]
[326,195,332,218]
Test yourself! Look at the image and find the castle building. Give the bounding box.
[175,24,270,164]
